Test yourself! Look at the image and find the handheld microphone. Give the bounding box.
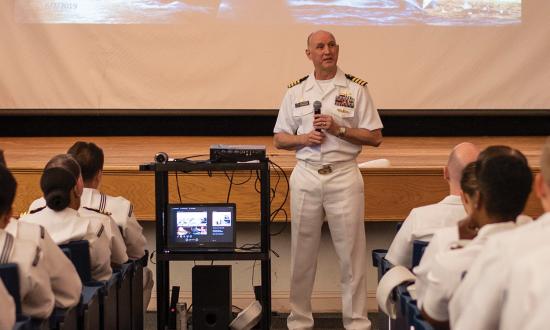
[313,101,322,132]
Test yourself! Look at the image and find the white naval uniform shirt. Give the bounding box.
[5,219,82,308]
[30,187,147,260]
[413,224,459,307]
[0,229,55,319]
[450,212,550,330]
[20,207,113,281]
[421,222,517,321]
[385,195,466,268]
[499,245,550,330]
[0,279,15,329]
[273,67,383,164]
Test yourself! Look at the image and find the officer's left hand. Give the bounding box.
[314,114,338,135]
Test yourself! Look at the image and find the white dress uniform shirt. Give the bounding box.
[413,225,459,307]
[20,207,113,281]
[79,207,128,265]
[274,67,382,330]
[274,67,383,164]
[5,219,82,308]
[499,245,550,330]
[449,212,550,330]
[30,187,147,259]
[0,230,55,319]
[385,195,466,268]
[0,279,15,329]
[421,222,516,321]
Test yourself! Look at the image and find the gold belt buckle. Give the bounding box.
[318,165,332,175]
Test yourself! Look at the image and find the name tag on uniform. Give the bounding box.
[294,100,310,108]
[335,94,355,108]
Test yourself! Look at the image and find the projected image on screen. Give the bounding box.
[15,0,520,25]
[288,0,521,25]
[15,0,221,24]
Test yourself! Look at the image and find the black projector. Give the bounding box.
[210,144,266,163]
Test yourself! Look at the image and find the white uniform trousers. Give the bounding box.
[287,160,370,330]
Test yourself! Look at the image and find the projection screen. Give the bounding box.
[1,0,549,113]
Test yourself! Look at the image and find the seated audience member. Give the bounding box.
[421,146,533,329]
[499,244,550,330]
[1,150,82,309]
[0,165,55,319]
[450,138,550,330]
[414,148,533,306]
[20,154,112,281]
[30,142,152,309]
[413,161,478,306]
[385,142,479,268]
[67,141,151,308]
[0,279,15,329]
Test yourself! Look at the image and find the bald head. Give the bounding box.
[447,142,480,184]
[306,30,336,48]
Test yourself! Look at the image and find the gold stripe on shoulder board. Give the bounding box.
[345,74,367,86]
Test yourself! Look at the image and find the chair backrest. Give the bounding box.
[59,240,92,284]
[412,240,429,268]
[0,263,22,315]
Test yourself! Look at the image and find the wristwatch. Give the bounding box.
[337,126,347,138]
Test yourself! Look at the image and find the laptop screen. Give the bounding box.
[166,203,236,250]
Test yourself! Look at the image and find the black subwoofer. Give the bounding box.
[192,265,232,330]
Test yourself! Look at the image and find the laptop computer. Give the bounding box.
[166,203,236,252]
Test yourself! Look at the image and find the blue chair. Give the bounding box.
[412,240,429,268]
[130,250,148,330]
[59,240,102,330]
[115,262,133,330]
[0,264,34,330]
[410,314,434,330]
[395,283,414,329]
[371,249,394,281]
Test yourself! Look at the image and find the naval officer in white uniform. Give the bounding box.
[274,30,383,330]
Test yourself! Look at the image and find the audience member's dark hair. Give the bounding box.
[0,150,6,167]
[477,145,528,166]
[0,165,17,217]
[460,162,477,197]
[67,141,104,182]
[476,148,532,221]
[41,154,81,211]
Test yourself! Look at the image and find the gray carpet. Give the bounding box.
[145,311,389,329]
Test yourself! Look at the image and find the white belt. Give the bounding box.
[297,160,357,175]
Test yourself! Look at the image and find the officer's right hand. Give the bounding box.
[302,130,325,146]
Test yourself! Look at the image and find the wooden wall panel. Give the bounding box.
[11,168,544,222]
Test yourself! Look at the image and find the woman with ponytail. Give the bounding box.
[20,154,112,281]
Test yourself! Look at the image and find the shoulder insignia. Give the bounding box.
[345,74,368,86]
[83,206,112,216]
[287,75,308,88]
[97,224,105,238]
[32,247,41,266]
[99,193,107,213]
[128,204,134,218]
[29,206,46,214]
[0,233,14,264]
[39,225,45,239]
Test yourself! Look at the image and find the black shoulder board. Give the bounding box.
[29,206,46,214]
[97,224,105,238]
[39,225,45,239]
[0,233,14,263]
[128,204,134,218]
[83,206,111,216]
[287,75,308,88]
[345,74,368,86]
[32,247,41,266]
